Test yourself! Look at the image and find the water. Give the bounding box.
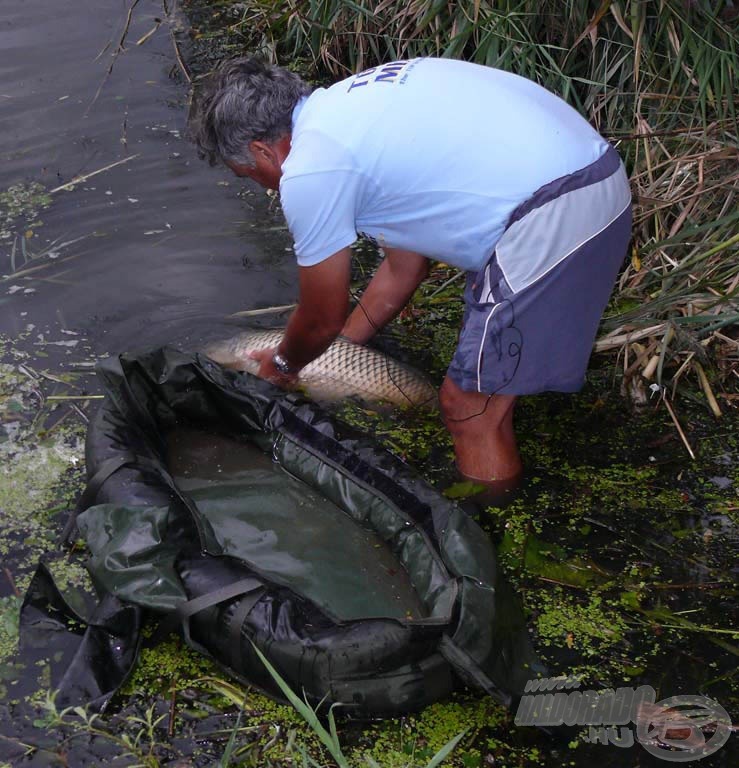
[167,425,427,622]
[0,0,294,361]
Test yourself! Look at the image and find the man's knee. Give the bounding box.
[440,376,474,423]
[440,376,517,430]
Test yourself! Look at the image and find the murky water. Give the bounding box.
[167,425,427,622]
[0,0,295,362]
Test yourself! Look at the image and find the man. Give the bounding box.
[192,56,631,496]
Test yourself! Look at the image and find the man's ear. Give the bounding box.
[249,140,275,163]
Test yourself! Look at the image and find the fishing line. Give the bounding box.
[443,393,495,423]
[348,289,416,406]
[348,289,494,419]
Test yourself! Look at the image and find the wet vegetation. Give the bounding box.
[1,1,737,766]
[1,306,737,766]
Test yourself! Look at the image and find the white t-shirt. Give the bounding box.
[279,58,609,272]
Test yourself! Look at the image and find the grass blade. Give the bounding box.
[424,729,467,768]
[250,642,351,767]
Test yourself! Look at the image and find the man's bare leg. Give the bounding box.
[439,376,522,496]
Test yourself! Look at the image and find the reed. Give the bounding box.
[229,0,738,405]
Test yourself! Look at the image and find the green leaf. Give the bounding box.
[218,704,245,768]
[198,676,248,708]
[328,703,342,752]
[619,591,641,610]
[499,531,608,587]
[424,730,467,768]
[443,480,487,499]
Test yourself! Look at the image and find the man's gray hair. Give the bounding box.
[191,57,312,167]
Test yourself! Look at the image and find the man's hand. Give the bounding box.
[248,248,351,392]
[248,347,299,389]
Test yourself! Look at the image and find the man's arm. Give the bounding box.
[251,247,352,383]
[341,247,430,344]
[278,247,352,366]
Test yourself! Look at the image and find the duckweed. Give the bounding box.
[0,182,51,242]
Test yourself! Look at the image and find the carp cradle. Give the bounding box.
[21,347,538,715]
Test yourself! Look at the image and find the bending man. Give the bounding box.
[192,57,632,496]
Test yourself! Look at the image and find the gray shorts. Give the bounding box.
[448,146,632,395]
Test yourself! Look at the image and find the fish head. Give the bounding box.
[201,329,284,374]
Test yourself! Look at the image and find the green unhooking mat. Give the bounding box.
[20,347,542,715]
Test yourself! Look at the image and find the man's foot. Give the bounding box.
[459,467,524,509]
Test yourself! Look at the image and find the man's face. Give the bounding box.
[227,158,279,191]
[226,139,285,191]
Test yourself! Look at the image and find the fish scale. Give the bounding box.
[203,329,438,407]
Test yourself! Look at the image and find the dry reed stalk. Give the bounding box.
[670,352,696,395]
[136,21,162,46]
[86,0,142,114]
[46,395,105,401]
[594,325,667,352]
[164,1,193,85]
[48,155,140,194]
[229,303,296,318]
[642,354,660,380]
[694,362,722,418]
[662,396,696,460]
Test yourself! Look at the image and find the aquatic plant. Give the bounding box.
[34,691,166,768]
[0,183,51,243]
[0,360,88,593]
[0,597,21,664]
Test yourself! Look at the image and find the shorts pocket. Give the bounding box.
[477,299,522,393]
[449,292,522,394]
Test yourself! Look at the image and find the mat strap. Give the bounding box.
[150,577,265,647]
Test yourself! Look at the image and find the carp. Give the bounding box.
[203,329,437,407]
